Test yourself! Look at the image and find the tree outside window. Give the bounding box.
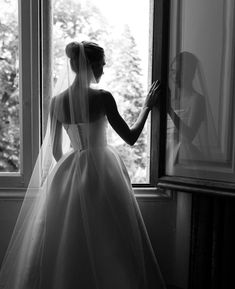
[52,0,150,183]
[0,0,19,172]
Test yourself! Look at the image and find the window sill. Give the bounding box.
[0,186,172,201]
[158,176,235,198]
[133,186,172,200]
[0,188,26,200]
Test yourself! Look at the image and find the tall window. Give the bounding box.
[0,0,19,172]
[0,0,40,189]
[158,0,235,195]
[52,0,152,184]
[166,0,235,182]
[0,0,165,195]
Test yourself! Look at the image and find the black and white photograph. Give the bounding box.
[0,0,235,288]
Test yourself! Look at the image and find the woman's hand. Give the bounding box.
[144,80,161,109]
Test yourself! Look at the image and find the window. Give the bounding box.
[158,0,235,195]
[52,0,152,184]
[0,0,170,198]
[50,0,169,197]
[0,0,40,190]
[0,0,20,173]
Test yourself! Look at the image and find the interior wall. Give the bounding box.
[189,194,235,289]
[138,191,192,289]
[138,195,177,285]
[0,191,191,289]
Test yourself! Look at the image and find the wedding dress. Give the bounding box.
[0,42,166,289]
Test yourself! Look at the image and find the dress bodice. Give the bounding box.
[63,117,107,151]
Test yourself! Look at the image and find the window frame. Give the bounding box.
[157,0,235,197]
[133,0,171,199]
[0,0,41,191]
[0,0,172,200]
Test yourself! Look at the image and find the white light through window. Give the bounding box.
[52,0,150,183]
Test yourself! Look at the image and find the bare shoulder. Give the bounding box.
[89,88,112,99]
[50,89,69,119]
[89,88,114,109]
[51,89,69,105]
[88,88,113,120]
[98,89,115,106]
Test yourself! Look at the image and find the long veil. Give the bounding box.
[166,52,219,177]
[0,42,166,289]
[0,42,90,288]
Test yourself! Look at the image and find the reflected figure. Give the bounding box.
[166,51,207,168]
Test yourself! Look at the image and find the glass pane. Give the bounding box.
[52,0,150,183]
[166,0,235,181]
[0,0,20,172]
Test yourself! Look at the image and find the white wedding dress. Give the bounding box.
[0,115,166,289]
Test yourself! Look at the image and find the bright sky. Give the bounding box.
[82,0,150,77]
[92,0,150,45]
[1,0,150,86]
[1,0,150,58]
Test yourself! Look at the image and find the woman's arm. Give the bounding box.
[50,98,63,161]
[52,121,63,161]
[104,81,160,146]
[167,93,205,142]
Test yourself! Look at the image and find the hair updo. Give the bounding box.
[65,41,104,74]
[175,51,198,83]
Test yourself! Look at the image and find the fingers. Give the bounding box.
[149,80,161,93]
[150,82,161,97]
[153,80,160,88]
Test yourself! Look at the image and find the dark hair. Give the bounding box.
[65,41,104,73]
[176,51,198,81]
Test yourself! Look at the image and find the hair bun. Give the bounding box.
[65,42,80,59]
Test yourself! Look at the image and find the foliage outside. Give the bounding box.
[0,0,149,183]
[0,0,19,172]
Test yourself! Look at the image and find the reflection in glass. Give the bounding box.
[166,0,235,181]
[166,51,218,175]
[0,0,20,172]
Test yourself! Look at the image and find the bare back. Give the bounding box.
[53,88,107,124]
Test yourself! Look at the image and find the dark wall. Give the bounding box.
[0,191,192,289]
[189,194,235,289]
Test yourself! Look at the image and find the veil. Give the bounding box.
[0,41,166,289]
[166,52,219,177]
[0,42,91,288]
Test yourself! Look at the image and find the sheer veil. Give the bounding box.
[0,42,91,288]
[167,51,219,176]
[0,41,166,289]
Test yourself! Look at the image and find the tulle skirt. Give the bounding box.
[0,146,165,289]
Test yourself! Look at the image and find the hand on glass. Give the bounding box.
[144,80,161,109]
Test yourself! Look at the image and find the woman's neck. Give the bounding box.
[72,74,91,88]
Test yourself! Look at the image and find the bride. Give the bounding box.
[0,41,166,289]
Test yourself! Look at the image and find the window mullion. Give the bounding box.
[0,0,40,190]
[149,0,170,185]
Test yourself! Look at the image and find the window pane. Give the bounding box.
[166,0,235,181]
[52,0,150,183]
[0,0,20,172]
